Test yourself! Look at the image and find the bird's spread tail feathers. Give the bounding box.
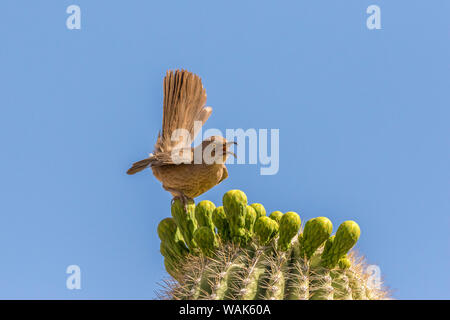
[128,70,211,175]
[154,70,210,154]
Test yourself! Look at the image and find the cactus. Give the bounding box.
[254,216,279,246]
[195,200,216,232]
[157,218,189,279]
[223,190,248,245]
[250,203,266,219]
[277,211,301,252]
[171,199,198,251]
[269,211,283,224]
[157,190,389,300]
[193,226,218,256]
[212,206,231,241]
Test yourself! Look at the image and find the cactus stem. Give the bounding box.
[157,190,388,300]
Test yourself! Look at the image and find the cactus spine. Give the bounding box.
[158,190,388,300]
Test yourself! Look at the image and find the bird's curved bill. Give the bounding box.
[225,141,237,158]
[227,151,237,158]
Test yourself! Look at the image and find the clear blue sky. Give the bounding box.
[0,0,449,299]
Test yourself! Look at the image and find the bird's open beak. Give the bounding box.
[224,141,237,158]
[227,151,237,158]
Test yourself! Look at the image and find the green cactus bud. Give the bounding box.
[254,216,279,246]
[335,221,360,251]
[223,190,248,245]
[299,217,333,259]
[193,226,218,256]
[160,242,173,262]
[212,206,231,241]
[160,241,180,262]
[321,235,335,257]
[250,203,266,219]
[157,218,189,257]
[160,242,183,279]
[269,211,283,224]
[171,198,198,250]
[245,205,257,235]
[195,200,216,232]
[277,211,301,251]
[338,256,351,270]
[157,218,178,242]
[321,221,360,268]
[223,190,248,211]
[164,257,179,279]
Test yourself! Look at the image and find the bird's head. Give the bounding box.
[196,136,237,164]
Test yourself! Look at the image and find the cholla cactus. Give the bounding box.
[158,190,388,300]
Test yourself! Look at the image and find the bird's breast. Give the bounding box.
[152,164,226,198]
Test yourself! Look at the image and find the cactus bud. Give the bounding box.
[157,218,189,257]
[338,256,351,270]
[335,221,360,250]
[245,205,257,235]
[195,200,216,232]
[223,190,248,245]
[299,217,333,259]
[158,217,190,277]
[193,226,218,256]
[157,217,178,242]
[164,257,178,279]
[250,203,266,220]
[212,206,230,241]
[254,216,279,246]
[321,221,360,268]
[171,198,198,250]
[322,234,335,252]
[269,211,283,224]
[277,211,301,251]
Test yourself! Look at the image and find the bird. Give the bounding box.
[127,69,236,206]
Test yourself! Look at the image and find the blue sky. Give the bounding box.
[0,0,449,299]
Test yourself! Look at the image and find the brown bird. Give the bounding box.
[127,69,236,205]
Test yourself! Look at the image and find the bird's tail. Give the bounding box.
[154,70,211,154]
[126,158,153,175]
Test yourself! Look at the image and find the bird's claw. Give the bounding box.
[172,194,193,212]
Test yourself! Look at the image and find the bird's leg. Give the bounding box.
[164,186,193,211]
[177,193,194,212]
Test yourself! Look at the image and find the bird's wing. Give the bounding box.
[154,70,211,155]
[218,165,228,184]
